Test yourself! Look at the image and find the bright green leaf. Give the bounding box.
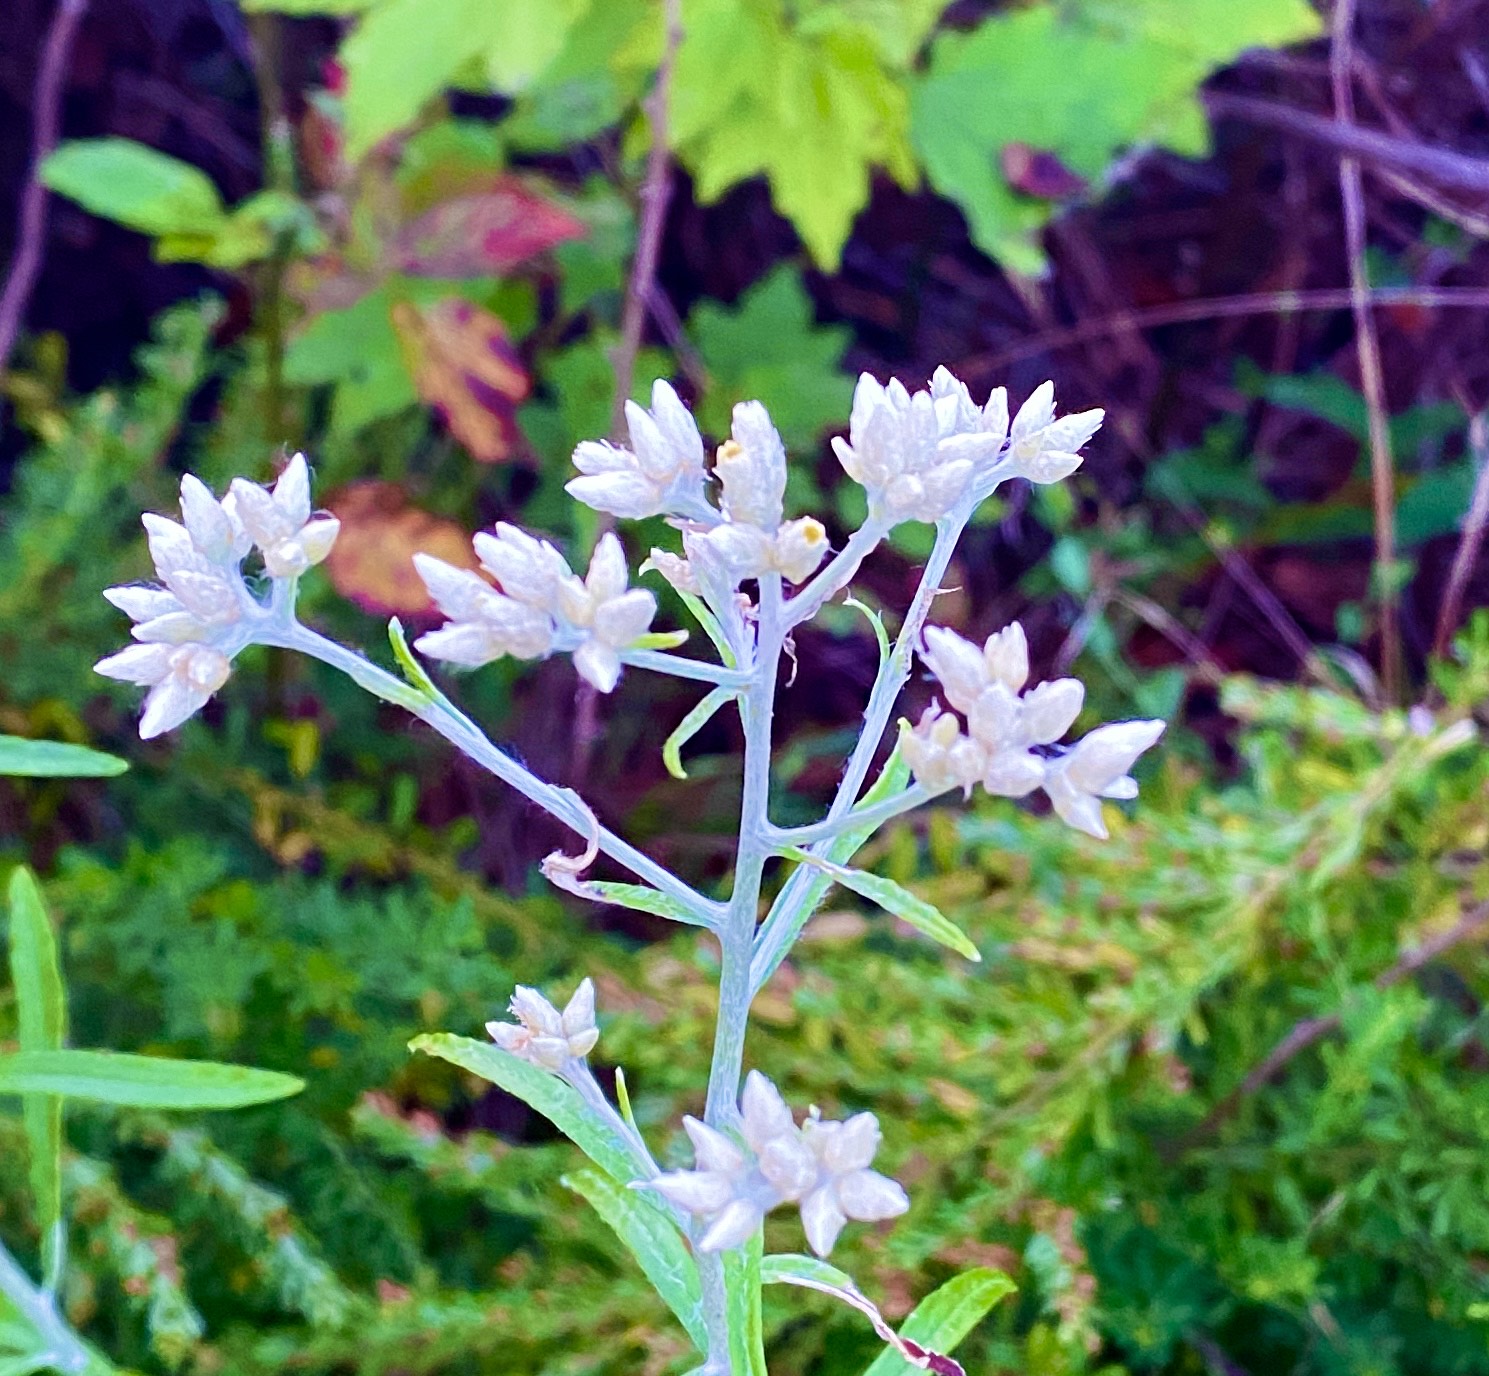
[723,1227,767,1376]
[690,268,852,448]
[663,687,737,780]
[789,850,981,961]
[410,1034,642,1183]
[861,1268,1016,1376]
[0,736,127,778]
[563,1166,707,1350]
[911,0,1322,271]
[7,869,66,1283]
[40,139,226,238]
[0,1051,303,1111]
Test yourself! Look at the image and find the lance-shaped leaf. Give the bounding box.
[0,1051,303,1111]
[663,687,738,781]
[723,1227,767,1376]
[563,1167,706,1350]
[7,869,66,1284]
[395,182,586,276]
[752,747,911,992]
[861,1269,1016,1376]
[541,874,716,931]
[783,849,981,962]
[764,1254,998,1376]
[410,1033,645,1183]
[0,737,127,778]
[392,299,529,462]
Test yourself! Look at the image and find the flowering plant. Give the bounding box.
[95,369,1163,1373]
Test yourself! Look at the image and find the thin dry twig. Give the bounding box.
[1331,0,1402,702]
[0,0,90,391]
[1189,897,1489,1142]
[610,0,685,437]
[962,285,1489,376]
[1204,89,1489,193]
[1431,412,1489,661]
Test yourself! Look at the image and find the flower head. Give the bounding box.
[912,620,1162,830]
[97,473,256,737]
[1004,382,1104,486]
[557,534,658,693]
[568,380,708,520]
[228,454,340,579]
[646,1070,908,1257]
[415,530,657,693]
[486,979,599,1071]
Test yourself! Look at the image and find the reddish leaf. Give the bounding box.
[391,298,530,463]
[395,181,586,277]
[324,481,479,616]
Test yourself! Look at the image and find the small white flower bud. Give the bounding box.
[716,400,787,532]
[487,979,600,1070]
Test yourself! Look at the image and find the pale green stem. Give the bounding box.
[767,784,931,849]
[274,623,725,929]
[749,508,970,996]
[0,1238,89,1373]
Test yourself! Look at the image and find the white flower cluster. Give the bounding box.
[832,369,1104,524]
[96,456,339,738]
[648,1071,908,1257]
[413,529,657,694]
[486,979,598,1071]
[905,621,1164,839]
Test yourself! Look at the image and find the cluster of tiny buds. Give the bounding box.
[904,620,1165,839]
[95,455,339,738]
[485,979,599,1070]
[413,529,656,694]
[646,1071,909,1258]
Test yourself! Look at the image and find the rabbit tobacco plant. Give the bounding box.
[96,368,1164,1372]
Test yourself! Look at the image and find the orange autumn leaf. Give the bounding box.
[392,298,529,463]
[324,481,479,616]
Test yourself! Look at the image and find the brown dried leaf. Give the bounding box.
[395,181,586,277]
[324,481,479,616]
[391,298,530,463]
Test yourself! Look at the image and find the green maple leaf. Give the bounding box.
[690,267,852,449]
[673,0,938,268]
[910,0,1323,274]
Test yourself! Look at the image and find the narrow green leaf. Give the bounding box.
[843,596,890,672]
[861,1269,1016,1376]
[0,1052,303,1110]
[785,832,980,962]
[678,591,737,667]
[40,139,226,238]
[614,1067,638,1137]
[664,687,737,780]
[723,1228,767,1376]
[762,1253,858,1291]
[0,737,127,778]
[6,869,66,1284]
[565,880,713,930]
[410,1034,641,1184]
[563,1166,707,1350]
[632,630,690,652]
[387,619,440,701]
[752,745,912,991]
